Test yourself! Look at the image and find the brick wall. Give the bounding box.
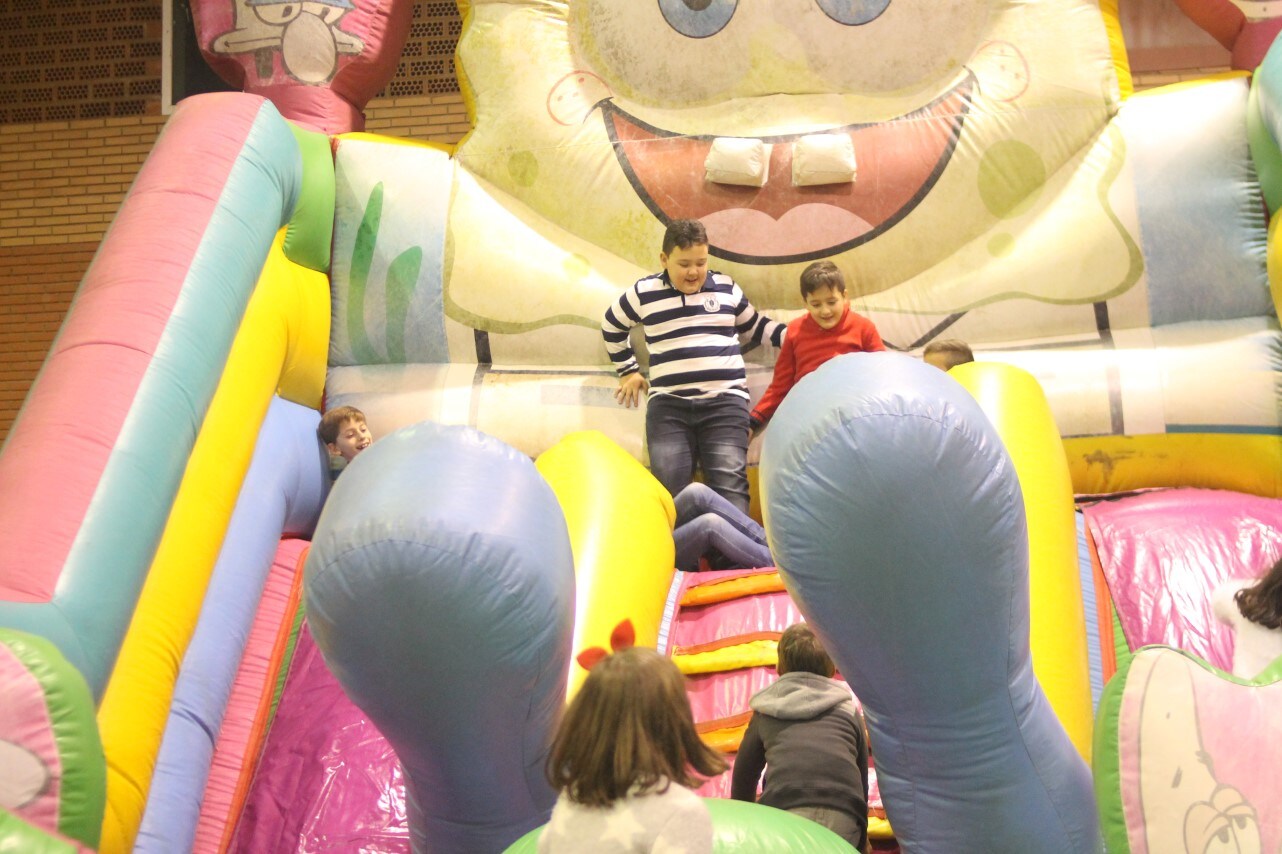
[1131,67,1236,89]
[0,0,468,443]
[0,95,469,444]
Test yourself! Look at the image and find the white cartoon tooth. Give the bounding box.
[791,133,856,187]
[1226,1,1282,22]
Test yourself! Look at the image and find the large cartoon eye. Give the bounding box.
[249,0,303,26]
[658,0,737,38]
[817,0,891,26]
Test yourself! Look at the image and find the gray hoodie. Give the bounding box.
[730,671,869,846]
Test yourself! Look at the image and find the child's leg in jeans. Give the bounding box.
[673,513,774,571]
[787,806,867,852]
[645,395,697,499]
[674,482,767,546]
[692,395,750,513]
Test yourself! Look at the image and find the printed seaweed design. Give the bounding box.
[347,182,424,364]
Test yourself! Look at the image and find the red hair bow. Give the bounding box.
[575,619,636,671]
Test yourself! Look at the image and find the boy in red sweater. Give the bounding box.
[749,261,884,432]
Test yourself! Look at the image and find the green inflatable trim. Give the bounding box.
[1247,75,1282,215]
[284,123,336,274]
[1111,604,1133,676]
[503,797,858,853]
[0,808,81,854]
[1092,646,1132,854]
[0,629,105,849]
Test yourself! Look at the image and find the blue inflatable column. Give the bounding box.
[305,422,575,853]
[760,353,1099,854]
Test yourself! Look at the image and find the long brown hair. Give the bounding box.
[546,647,726,808]
[1235,557,1282,630]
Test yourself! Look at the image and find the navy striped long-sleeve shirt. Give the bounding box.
[602,270,786,400]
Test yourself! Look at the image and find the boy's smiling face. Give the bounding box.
[661,242,710,295]
[327,417,373,461]
[805,284,849,331]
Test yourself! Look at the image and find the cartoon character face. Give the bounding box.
[211,0,364,85]
[450,0,1125,334]
[1184,787,1261,854]
[1130,651,1270,854]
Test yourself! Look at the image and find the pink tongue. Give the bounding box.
[702,203,874,257]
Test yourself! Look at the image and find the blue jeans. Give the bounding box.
[646,394,750,513]
[673,483,772,572]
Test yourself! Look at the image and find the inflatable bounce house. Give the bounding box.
[4,0,1282,850]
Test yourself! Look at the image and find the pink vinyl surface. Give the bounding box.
[230,622,409,853]
[193,538,308,854]
[672,590,802,652]
[1084,488,1282,670]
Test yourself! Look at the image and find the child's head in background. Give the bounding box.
[799,260,850,331]
[776,622,836,678]
[1235,556,1282,630]
[923,339,975,372]
[319,405,373,462]
[546,646,726,807]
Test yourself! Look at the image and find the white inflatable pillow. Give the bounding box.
[705,138,772,187]
[792,133,857,186]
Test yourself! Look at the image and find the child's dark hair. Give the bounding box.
[662,219,709,256]
[923,338,975,371]
[1235,557,1282,630]
[777,623,835,677]
[799,260,847,298]
[318,405,367,445]
[546,646,726,807]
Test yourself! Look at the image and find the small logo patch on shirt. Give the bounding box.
[703,295,719,312]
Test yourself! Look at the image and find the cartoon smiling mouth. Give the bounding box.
[602,76,973,265]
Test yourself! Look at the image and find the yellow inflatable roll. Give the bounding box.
[536,431,677,698]
[95,233,329,852]
[951,361,1094,760]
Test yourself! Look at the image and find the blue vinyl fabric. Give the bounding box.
[305,421,575,853]
[760,351,1099,854]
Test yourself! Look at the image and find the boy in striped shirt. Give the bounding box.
[602,219,785,513]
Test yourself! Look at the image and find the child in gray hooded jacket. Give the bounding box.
[730,623,869,852]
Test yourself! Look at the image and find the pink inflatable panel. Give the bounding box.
[1083,488,1282,670]
[672,591,802,652]
[230,624,408,853]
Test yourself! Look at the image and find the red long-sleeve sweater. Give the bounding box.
[749,306,884,427]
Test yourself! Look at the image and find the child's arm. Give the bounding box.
[731,286,786,350]
[602,288,648,408]
[729,715,766,801]
[615,372,648,408]
[749,333,798,431]
[862,314,886,352]
[1211,582,1240,626]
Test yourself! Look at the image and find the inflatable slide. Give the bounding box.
[4,0,1282,851]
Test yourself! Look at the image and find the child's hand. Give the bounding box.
[615,373,648,408]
